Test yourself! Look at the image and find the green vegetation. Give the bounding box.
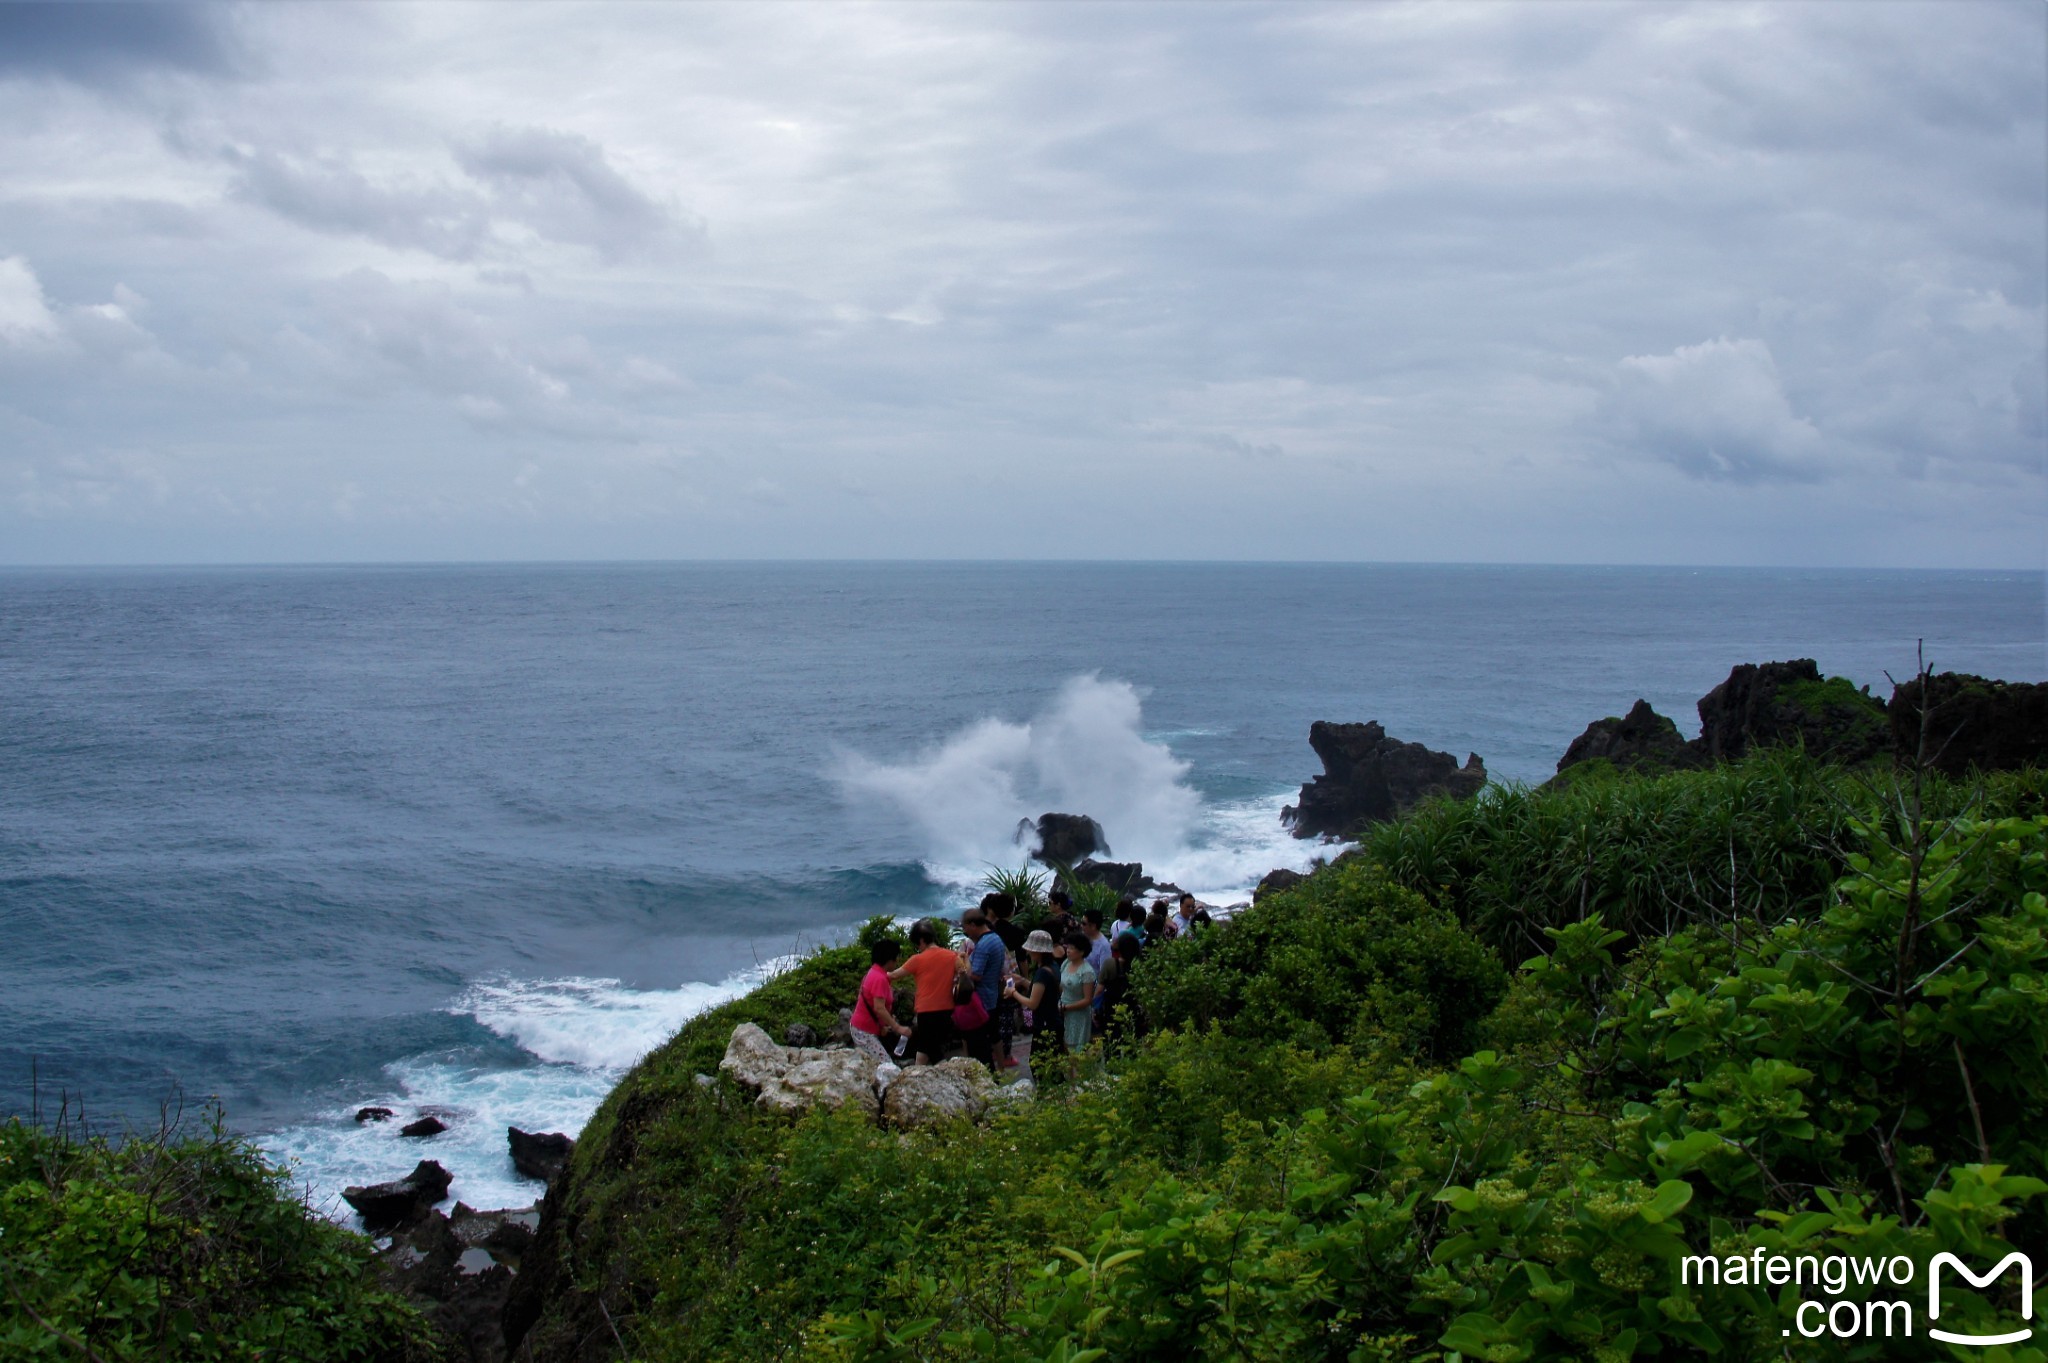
[514,751,2048,1362]
[1137,858,1506,1061]
[1357,747,2044,958]
[0,1109,439,1362]
[1778,675,1891,757]
[982,867,1051,923]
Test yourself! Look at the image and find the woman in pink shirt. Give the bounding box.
[850,938,910,1064]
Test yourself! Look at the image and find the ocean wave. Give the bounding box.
[260,959,794,1224]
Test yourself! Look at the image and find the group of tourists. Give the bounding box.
[848,888,1210,1078]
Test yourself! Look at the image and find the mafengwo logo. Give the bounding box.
[1928,1252,2034,1347]
[1682,1249,2034,1343]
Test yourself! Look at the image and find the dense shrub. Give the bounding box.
[1138,857,1508,1061]
[514,769,2048,1363]
[0,1111,438,1362]
[1358,747,2046,957]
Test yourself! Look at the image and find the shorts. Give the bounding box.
[911,1009,954,1062]
[850,1029,894,1066]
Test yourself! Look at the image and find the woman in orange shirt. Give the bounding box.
[891,919,966,1065]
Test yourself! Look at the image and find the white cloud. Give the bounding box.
[1605,338,1828,484]
[0,256,59,346]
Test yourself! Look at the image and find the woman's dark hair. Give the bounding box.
[870,938,902,964]
[1144,909,1168,937]
[1112,934,1140,961]
[980,891,1016,919]
[1048,887,1072,909]
[908,920,936,948]
[1191,909,1211,927]
[1063,931,1091,954]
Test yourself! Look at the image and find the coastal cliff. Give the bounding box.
[496,749,2047,1361]
[11,665,2044,1362]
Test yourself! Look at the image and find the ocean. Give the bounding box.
[2,562,2041,1218]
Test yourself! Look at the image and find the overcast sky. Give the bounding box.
[0,1,2041,566]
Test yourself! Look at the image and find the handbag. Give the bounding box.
[952,992,989,1030]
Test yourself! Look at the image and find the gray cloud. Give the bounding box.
[213,124,697,264]
[0,2,244,81]
[224,147,490,259]
[454,125,700,261]
[0,1,2039,565]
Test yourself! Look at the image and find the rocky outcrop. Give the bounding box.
[881,1057,996,1128]
[760,1049,882,1118]
[718,1023,881,1117]
[342,1159,453,1230]
[1555,699,1696,777]
[376,1202,539,1363]
[401,1115,448,1138]
[1255,868,1305,902]
[1694,660,1887,766]
[1282,721,1487,840]
[355,1106,394,1123]
[1025,812,1110,865]
[783,1023,821,1047]
[507,1128,573,1184]
[1069,858,1153,894]
[1889,673,2048,776]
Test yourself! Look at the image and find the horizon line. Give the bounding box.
[1,556,2043,575]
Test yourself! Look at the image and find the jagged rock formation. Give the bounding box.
[880,1057,996,1128]
[1025,812,1110,865]
[1694,659,1887,765]
[507,1128,573,1184]
[1889,672,2048,775]
[376,1201,539,1363]
[1555,699,1695,776]
[401,1115,448,1138]
[1282,721,1487,840]
[1069,857,1153,894]
[342,1159,452,1230]
[1550,662,2048,781]
[1254,868,1305,902]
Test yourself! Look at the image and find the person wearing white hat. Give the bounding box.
[1005,929,1064,1077]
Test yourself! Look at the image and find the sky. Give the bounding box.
[0,0,2041,567]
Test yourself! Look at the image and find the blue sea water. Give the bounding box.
[2,562,2041,1216]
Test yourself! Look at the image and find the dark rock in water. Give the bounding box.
[783,1023,821,1048]
[1282,721,1487,840]
[1694,660,1887,766]
[1556,700,1696,777]
[1069,858,1153,894]
[1026,812,1110,865]
[1889,672,2048,776]
[377,1202,539,1362]
[355,1106,395,1124]
[1255,868,1305,902]
[401,1115,448,1138]
[508,1128,575,1184]
[343,1160,452,1230]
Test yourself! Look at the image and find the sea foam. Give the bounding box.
[838,674,1338,906]
[262,960,791,1222]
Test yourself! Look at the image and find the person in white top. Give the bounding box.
[1172,891,1201,938]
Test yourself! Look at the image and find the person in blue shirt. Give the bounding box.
[959,908,1007,1069]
